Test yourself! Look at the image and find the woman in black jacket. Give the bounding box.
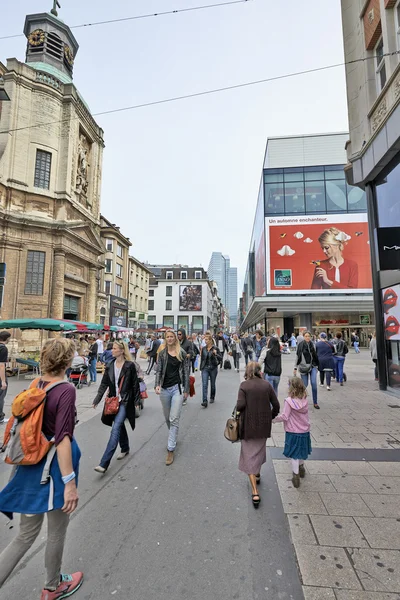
[200,331,222,408]
[258,336,282,394]
[92,341,140,472]
[294,331,320,409]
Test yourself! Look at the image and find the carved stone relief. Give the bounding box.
[372,98,387,132]
[75,133,90,199]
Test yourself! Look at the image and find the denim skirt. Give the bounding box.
[283,432,312,460]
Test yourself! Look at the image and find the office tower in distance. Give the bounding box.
[208,252,238,329]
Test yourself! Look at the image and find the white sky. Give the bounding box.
[1,0,349,299]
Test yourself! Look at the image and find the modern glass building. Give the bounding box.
[240,133,374,346]
[208,252,238,329]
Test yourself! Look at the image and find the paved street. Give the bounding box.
[1,351,400,599]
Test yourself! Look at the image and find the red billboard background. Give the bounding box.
[266,214,372,294]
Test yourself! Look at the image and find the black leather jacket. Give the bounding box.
[154,348,190,393]
[200,345,222,370]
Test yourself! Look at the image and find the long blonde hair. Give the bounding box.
[113,340,132,362]
[159,330,183,361]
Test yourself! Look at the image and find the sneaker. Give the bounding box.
[41,572,83,599]
[327,386,331,391]
[299,464,306,478]
[116,452,129,460]
[182,399,187,406]
[0,416,9,424]
[291,473,300,488]
[210,398,215,404]
[94,466,106,473]
[201,401,208,408]
[319,383,324,387]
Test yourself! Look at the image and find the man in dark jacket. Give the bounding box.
[216,331,230,369]
[177,329,193,360]
[146,334,160,375]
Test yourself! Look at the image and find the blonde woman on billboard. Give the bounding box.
[311,227,358,290]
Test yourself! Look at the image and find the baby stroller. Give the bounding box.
[68,361,91,389]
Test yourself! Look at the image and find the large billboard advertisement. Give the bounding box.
[265,214,372,294]
[383,284,400,341]
[179,285,202,311]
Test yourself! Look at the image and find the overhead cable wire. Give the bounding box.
[1,50,399,135]
[0,0,252,40]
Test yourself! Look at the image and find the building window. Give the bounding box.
[104,280,111,295]
[376,38,387,92]
[149,289,154,297]
[166,300,172,310]
[166,286,172,297]
[195,271,202,279]
[115,283,122,297]
[180,271,187,280]
[34,150,52,189]
[166,271,173,280]
[163,316,174,328]
[105,239,113,252]
[25,250,45,295]
[116,244,123,258]
[148,315,156,328]
[116,263,123,278]
[148,299,154,310]
[105,259,112,273]
[396,1,400,50]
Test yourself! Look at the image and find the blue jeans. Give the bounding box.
[265,374,280,394]
[159,384,183,451]
[100,403,129,468]
[201,367,218,403]
[354,341,360,353]
[334,356,345,383]
[300,367,318,405]
[89,358,97,382]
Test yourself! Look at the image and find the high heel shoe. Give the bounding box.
[252,494,260,508]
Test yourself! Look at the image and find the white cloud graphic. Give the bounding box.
[277,245,295,256]
[304,237,313,243]
[294,231,304,239]
[335,231,351,242]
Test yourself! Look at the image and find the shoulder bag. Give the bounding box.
[104,376,125,416]
[298,345,313,374]
[224,405,242,443]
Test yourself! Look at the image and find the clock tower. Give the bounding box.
[24,6,79,79]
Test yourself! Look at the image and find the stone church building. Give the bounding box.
[0,9,105,342]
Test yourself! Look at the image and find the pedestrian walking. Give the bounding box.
[154,331,189,465]
[230,333,242,372]
[190,333,200,372]
[241,333,255,365]
[92,341,140,473]
[254,330,267,360]
[216,331,229,369]
[0,331,11,424]
[316,332,335,391]
[370,332,378,381]
[333,331,348,385]
[258,336,282,394]
[200,331,222,407]
[294,331,320,409]
[290,333,297,349]
[237,362,280,508]
[87,336,99,383]
[0,338,83,599]
[145,334,160,375]
[96,335,104,362]
[352,331,360,353]
[102,342,114,365]
[273,377,311,488]
[177,328,193,365]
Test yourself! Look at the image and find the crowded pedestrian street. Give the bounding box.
[1,350,400,599]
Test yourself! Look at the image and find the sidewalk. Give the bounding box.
[271,350,400,599]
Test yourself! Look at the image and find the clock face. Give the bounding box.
[28,29,45,47]
[64,44,74,66]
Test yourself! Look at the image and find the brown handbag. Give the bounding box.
[224,405,241,443]
[104,376,125,416]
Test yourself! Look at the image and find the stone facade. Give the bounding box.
[0,12,105,348]
[128,257,151,328]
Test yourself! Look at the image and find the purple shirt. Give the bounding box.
[41,381,77,446]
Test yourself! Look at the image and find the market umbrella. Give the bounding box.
[0,318,91,332]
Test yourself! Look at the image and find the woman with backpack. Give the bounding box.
[92,340,140,473]
[294,331,320,409]
[258,336,282,394]
[0,338,83,599]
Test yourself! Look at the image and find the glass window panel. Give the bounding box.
[376,160,400,227]
[284,182,305,214]
[325,165,345,180]
[264,169,283,183]
[347,184,367,212]
[34,150,52,189]
[25,250,45,295]
[284,170,305,182]
[305,181,326,213]
[163,316,174,328]
[192,316,203,331]
[326,180,347,212]
[305,167,325,181]
[264,183,284,215]
[166,300,172,310]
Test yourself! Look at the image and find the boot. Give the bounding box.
[166,450,174,466]
[299,464,306,479]
[292,473,300,488]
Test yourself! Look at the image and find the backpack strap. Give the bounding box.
[40,444,56,485]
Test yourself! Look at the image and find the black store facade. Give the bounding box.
[347,119,400,395]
